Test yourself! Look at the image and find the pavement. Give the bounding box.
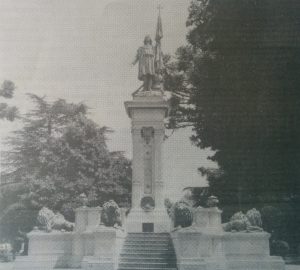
[0,262,299,270]
[287,266,300,270]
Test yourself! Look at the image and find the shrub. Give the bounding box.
[271,240,289,257]
[261,206,282,233]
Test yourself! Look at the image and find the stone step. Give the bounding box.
[124,237,171,243]
[122,246,170,252]
[127,233,170,239]
[118,262,176,268]
[127,232,170,236]
[125,240,171,244]
[120,257,176,263]
[125,241,171,246]
[123,242,170,248]
[119,233,177,270]
[120,251,176,258]
[126,237,170,242]
[118,268,177,270]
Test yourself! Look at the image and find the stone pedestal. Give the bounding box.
[74,206,101,232]
[86,207,101,231]
[171,207,226,270]
[223,232,285,270]
[14,230,73,270]
[70,207,102,268]
[171,207,285,270]
[193,206,223,232]
[81,226,125,270]
[124,91,171,232]
[172,230,225,270]
[125,208,171,233]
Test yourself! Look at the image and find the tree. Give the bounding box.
[165,0,300,250]
[0,94,131,241]
[0,80,18,121]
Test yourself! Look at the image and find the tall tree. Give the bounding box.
[165,0,300,249]
[0,94,131,240]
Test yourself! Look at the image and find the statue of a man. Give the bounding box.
[132,35,155,91]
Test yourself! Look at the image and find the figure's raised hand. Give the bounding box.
[131,59,138,66]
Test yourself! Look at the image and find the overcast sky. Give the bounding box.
[0,0,216,200]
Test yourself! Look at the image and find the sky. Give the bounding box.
[0,0,217,200]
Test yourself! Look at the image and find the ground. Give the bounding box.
[0,262,299,270]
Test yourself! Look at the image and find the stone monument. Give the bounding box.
[13,7,286,270]
[124,7,171,233]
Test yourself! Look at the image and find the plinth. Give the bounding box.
[124,90,171,233]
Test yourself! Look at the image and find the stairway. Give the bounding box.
[118,233,177,270]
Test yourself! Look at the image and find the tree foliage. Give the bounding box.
[0,94,131,240]
[0,80,18,121]
[165,0,300,249]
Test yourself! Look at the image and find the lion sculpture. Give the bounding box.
[223,208,263,232]
[37,207,74,232]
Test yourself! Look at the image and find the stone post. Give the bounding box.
[86,207,101,231]
[75,207,88,232]
[80,226,125,270]
[71,207,89,267]
[93,227,116,269]
[120,208,127,228]
[193,207,223,232]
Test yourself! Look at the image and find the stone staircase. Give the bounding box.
[118,233,177,270]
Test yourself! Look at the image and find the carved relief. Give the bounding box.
[141,127,154,144]
[141,127,154,194]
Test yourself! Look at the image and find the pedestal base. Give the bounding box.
[14,255,71,270]
[81,256,114,270]
[125,208,171,233]
[171,227,285,270]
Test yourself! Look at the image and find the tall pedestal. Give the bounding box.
[124,91,171,233]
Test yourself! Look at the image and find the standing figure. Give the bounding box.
[132,35,155,91]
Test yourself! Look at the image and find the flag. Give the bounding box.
[155,12,164,72]
[155,12,163,43]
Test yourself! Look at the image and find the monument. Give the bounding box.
[13,7,286,270]
[124,7,171,233]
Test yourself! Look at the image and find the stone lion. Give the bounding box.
[37,207,74,232]
[223,208,263,232]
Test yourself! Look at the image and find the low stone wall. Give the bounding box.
[170,207,286,270]
[81,226,126,270]
[14,206,126,270]
[223,232,285,270]
[223,232,270,259]
[14,230,73,269]
[171,228,225,270]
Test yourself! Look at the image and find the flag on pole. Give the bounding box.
[155,8,164,72]
[155,11,163,42]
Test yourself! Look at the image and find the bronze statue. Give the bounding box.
[132,35,155,91]
[132,8,164,92]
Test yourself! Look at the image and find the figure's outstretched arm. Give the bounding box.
[132,50,139,65]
